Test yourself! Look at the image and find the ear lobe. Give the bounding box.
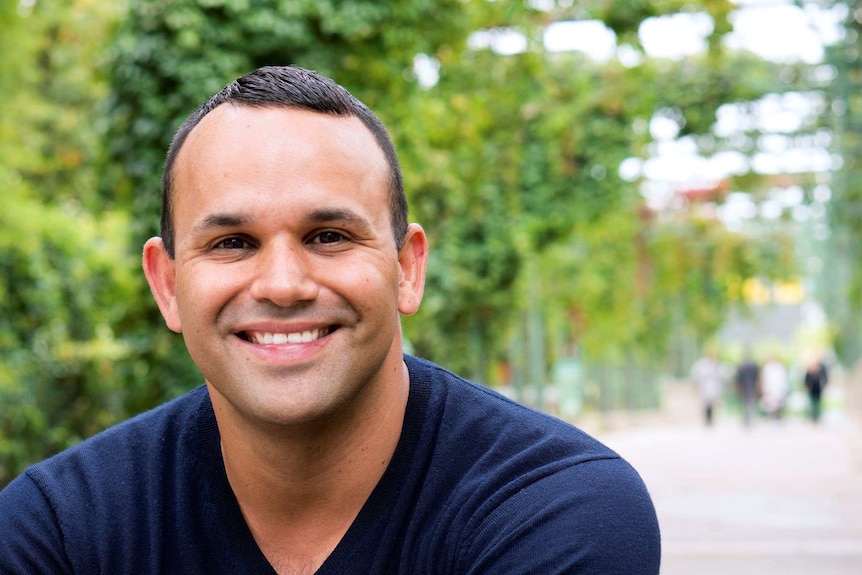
[397,224,428,316]
[142,237,183,333]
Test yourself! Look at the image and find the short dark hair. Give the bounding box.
[160,65,407,257]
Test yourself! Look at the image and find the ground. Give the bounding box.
[582,374,862,575]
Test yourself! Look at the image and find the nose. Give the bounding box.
[249,242,319,306]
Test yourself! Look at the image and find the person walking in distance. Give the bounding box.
[735,353,760,428]
[760,355,789,421]
[690,350,724,426]
[804,356,829,423]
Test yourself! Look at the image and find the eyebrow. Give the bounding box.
[188,208,374,235]
[189,213,251,235]
[307,207,372,228]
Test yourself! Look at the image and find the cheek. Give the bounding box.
[175,268,240,322]
[337,262,400,304]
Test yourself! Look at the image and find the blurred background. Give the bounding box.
[1,2,861,565]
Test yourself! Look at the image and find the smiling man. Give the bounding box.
[0,66,660,574]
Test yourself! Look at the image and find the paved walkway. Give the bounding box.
[588,382,862,575]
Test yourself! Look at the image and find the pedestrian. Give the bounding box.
[0,66,660,574]
[759,356,789,421]
[735,354,760,428]
[690,350,724,426]
[804,356,829,423]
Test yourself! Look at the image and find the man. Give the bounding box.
[690,351,724,426]
[735,354,760,428]
[804,355,829,423]
[0,66,660,574]
[760,356,789,421]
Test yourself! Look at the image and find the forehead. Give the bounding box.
[178,103,387,174]
[171,104,391,221]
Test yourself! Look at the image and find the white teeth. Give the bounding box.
[249,329,326,344]
[287,332,302,344]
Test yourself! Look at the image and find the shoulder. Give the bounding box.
[30,385,209,481]
[403,356,661,573]
[0,386,212,572]
[462,455,660,574]
[3,386,211,524]
[6,385,210,502]
[406,354,617,462]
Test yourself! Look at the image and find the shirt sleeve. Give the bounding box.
[457,456,661,575]
[0,471,73,574]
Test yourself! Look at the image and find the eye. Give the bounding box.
[214,237,250,250]
[312,231,346,245]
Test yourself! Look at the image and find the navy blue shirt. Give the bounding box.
[0,356,660,573]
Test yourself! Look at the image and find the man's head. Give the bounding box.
[143,66,428,429]
[160,66,408,257]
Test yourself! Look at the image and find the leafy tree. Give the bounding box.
[0,177,139,485]
[401,2,806,382]
[823,4,862,364]
[399,44,643,377]
[0,0,143,486]
[0,0,122,209]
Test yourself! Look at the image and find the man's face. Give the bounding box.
[143,104,426,428]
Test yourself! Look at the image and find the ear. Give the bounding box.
[142,237,183,333]
[397,224,428,316]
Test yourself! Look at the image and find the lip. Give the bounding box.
[232,321,337,363]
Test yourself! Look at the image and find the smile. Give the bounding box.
[242,327,332,345]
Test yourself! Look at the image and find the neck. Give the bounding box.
[208,359,410,569]
[219,376,408,502]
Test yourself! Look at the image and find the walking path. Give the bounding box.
[587,380,862,575]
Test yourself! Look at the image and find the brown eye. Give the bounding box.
[216,237,248,249]
[315,231,345,244]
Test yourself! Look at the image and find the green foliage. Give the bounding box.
[646,217,790,345]
[0,0,136,485]
[399,2,801,376]
[537,207,645,359]
[823,8,862,363]
[1,0,123,209]
[0,172,139,484]
[399,38,652,375]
